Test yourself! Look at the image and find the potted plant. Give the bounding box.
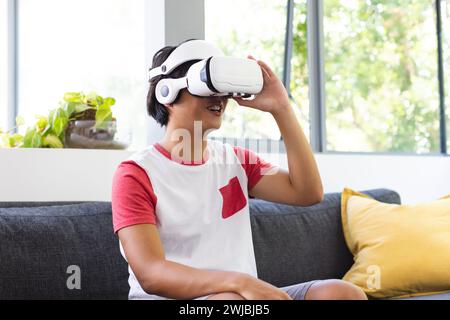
[0,91,129,150]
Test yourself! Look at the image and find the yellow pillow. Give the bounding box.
[341,188,450,299]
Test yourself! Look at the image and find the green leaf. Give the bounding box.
[16,115,25,126]
[103,97,116,108]
[74,104,91,114]
[42,134,63,148]
[48,109,55,122]
[42,123,52,135]
[23,128,34,147]
[64,92,82,103]
[52,108,69,137]
[0,131,23,148]
[62,102,77,117]
[95,105,113,129]
[84,92,99,106]
[96,95,104,106]
[23,128,42,148]
[10,133,24,148]
[35,115,48,132]
[31,132,43,148]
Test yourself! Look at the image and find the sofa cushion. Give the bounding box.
[0,202,128,299]
[250,189,401,287]
[341,188,450,299]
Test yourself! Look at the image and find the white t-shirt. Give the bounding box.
[112,140,275,300]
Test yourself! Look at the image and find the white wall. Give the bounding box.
[1,148,448,204]
[263,152,450,204]
[315,153,450,204]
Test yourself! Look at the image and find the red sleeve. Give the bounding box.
[111,160,157,233]
[232,146,274,191]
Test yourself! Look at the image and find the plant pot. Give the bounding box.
[64,120,129,150]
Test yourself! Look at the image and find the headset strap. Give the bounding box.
[149,40,224,80]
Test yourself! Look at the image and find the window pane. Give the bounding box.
[17,0,146,150]
[324,0,440,153]
[0,0,7,131]
[205,0,289,140]
[291,0,310,142]
[443,0,450,153]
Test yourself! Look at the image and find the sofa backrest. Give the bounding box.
[0,189,400,299]
[0,202,128,299]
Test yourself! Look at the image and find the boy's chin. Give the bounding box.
[204,121,222,132]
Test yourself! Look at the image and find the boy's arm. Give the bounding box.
[235,57,323,206]
[118,224,291,300]
[250,105,323,206]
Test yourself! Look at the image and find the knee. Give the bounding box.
[306,280,367,300]
[207,292,245,300]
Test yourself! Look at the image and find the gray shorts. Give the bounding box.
[195,280,319,300]
[280,280,319,300]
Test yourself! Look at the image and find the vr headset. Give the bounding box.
[149,40,263,105]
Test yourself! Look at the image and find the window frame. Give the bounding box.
[436,0,447,154]
[4,0,18,133]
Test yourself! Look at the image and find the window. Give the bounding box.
[0,0,8,131]
[205,0,302,141]
[443,0,450,152]
[4,0,448,155]
[323,0,441,154]
[16,0,146,149]
[291,0,310,141]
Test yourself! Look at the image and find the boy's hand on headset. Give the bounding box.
[233,55,291,116]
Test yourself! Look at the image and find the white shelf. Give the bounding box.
[0,147,449,204]
[0,148,134,202]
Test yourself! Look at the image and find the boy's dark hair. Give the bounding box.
[147,40,201,127]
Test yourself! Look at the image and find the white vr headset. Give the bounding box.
[149,40,264,105]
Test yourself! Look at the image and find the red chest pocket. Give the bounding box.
[219,176,247,219]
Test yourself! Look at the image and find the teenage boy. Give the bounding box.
[112,40,367,300]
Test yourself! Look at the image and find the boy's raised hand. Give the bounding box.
[233,55,291,116]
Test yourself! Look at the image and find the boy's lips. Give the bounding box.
[206,105,223,112]
[206,103,225,116]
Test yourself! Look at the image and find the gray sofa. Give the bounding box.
[0,189,448,300]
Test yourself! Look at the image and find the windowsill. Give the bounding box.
[0,147,134,202]
[317,151,450,158]
[1,145,449,203]
[0,147,448,158]
[210,137,450,157]
[0,147,136,153]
